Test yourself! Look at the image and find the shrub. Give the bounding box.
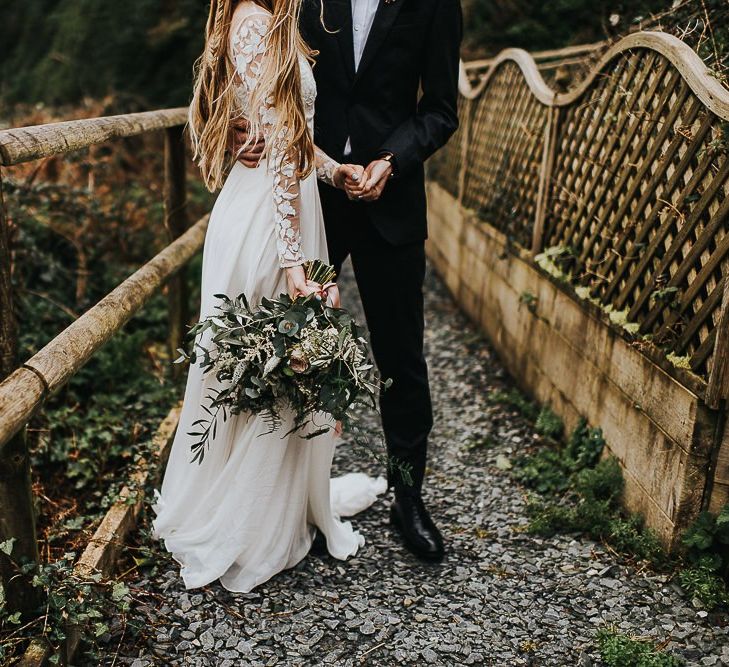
[535,406,563,439]
[679,505,729,609]
[678,556,729,610]
[514,418,606,495]
[489,388,539,421]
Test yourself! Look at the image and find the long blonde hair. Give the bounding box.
[189,0,316,191]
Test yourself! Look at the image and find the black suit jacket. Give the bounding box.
[300,0,462,245]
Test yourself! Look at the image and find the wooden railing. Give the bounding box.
[0,108,208,614]
[431,30,729,403]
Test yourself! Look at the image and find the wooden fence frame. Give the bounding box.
[428,30,729,545]
[453,30,729,407]
[0,108,208,618]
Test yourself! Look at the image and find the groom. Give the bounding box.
[237,0,462,562]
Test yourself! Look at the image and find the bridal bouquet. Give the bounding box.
[178,261,407,478]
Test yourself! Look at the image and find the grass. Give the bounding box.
[489,385,728,611]
[678,557,729,610]
[512,417,604,495]
[488,388,539,422]
[597,627,684,666]
[535,406,563,439]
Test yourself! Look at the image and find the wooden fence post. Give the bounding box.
[532,105,560,254]
[0,169,40,616]
[706,276,729,409]
[457,99,472,206]
[163,126,189,367]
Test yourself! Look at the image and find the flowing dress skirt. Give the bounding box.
[152,162,386,592]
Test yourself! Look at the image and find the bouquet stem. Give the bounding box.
[304,259,337,286]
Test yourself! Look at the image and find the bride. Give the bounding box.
[152,0,387,592]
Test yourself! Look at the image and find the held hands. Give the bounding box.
[343,158,393,202]
[333,164,365,191]
[229,117,390,202]
[231,119,363,196]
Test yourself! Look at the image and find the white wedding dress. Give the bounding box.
[151,5,386,593]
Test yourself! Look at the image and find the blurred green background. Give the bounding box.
[2,0,726,111]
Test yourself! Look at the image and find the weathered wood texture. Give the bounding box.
[426,184,717,547]
[0,215,209,451]
[16,640,50,667]
[0,429,40,616]
[0,106,200,624]
[464,41,604,74]
[164,126,190,365]
[67,406,179,663]
[452,32,729,385]
[0,169,40,616]
[461,43,604,100]
[546,56,729,382]
[429,32,729,524]
[76,406,179,579]
[0,171,15,377]
[0,108,188,166]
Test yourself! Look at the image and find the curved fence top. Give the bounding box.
[459,31,729,121]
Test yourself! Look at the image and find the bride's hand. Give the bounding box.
[333,164,364,192]
[286,265,320,299]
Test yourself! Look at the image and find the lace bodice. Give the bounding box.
[230,9,340,268]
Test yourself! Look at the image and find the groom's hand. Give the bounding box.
[230,119,266,168]
[357,158,393,202]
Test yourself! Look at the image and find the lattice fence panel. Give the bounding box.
[545,48,729,378]
[462,62,548,249]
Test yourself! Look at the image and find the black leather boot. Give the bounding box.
[309,529,328,557]
[390,492,445,562]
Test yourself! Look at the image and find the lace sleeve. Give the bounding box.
[314,146,340,187]
[231,13,304,268]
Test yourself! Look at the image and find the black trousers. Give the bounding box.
[319,186,433,494]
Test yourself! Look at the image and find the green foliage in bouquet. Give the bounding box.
[177,262,408,481]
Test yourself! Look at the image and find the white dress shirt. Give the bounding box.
[344,0,379,156]
[352,0,379,69]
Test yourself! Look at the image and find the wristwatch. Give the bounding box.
[378,152,398,178]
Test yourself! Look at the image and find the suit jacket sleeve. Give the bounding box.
[379,0,462,176]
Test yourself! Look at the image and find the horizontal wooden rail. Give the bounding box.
[0,214,208,451]
[460,48,557,103]
[556,32,729,116]
[0,107,188,166]
[465,41,604,72]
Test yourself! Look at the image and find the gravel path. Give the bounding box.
[100,262,729,666]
